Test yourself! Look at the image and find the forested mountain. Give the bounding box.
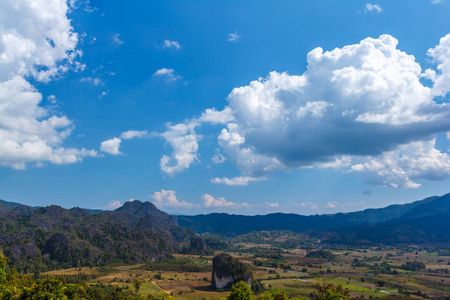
[316,212,450,245]
[1,193,449,274]
[178,193,450,245]
[315,194,450,245]
[0,200,197,273]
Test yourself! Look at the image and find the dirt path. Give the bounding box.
[152,281,171,294]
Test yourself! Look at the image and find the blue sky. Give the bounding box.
[1,0,450,215]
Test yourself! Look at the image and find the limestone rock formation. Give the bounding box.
[211,253,252,290]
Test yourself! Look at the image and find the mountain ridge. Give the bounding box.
[177,193,450,239]
[0,199,197,273]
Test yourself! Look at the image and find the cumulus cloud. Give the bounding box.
[0,0,98,169]
[159,108,233,176]
[364,4,382,13]
[106,200,122,210]
[99,130,148,156]
[350,139,450,188]
[153,68,182,82]
[160,33,450,189]
[202,194,236,207]
[162,40,180,49]
[211,176,267,186]
[199,107,235,124]
[427,34,450,97]
[100,137,122,155]
[120,130,148,139]
[160,122,200,176]
[227,32,241,42]
[151,190,194,208]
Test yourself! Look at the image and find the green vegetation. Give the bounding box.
[400,261,426,271]
[227,281,253,300]
[305,250,336,260]
[142,256,211,273]
[2,193,450,299]
[0,200,199,273]
[312,284,349,300]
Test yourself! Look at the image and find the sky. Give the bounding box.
[1,0,450,215]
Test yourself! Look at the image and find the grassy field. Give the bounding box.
[42,245,450,299]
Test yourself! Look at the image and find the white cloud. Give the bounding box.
[213,34,450,188]
[153,68,182,82]
[300,202,319,210]
[106,200,122,210]
[431,0,443,4]
[265,202,279,208]
[160,122,200,176]
[120,130,148,139]
[427,34,450,97]
[161,33,450,189]
[100,137,122,155]
[47,95,57,104]
[0,0,98,169]
[211,176,267,186]
[227,32,241,42]
[98,90,109,99]
[162,40,180,49]
[199,107,235,124]
[151,190,194,208]
[364,3,382,13]
[159,108,233,176]
[69,0,96,12]
[111,33,124,45]
[80,77,104,86]
[202,194,236,207]
[326,201,338,208]
[350,139,450,189]
[212,149,225,164]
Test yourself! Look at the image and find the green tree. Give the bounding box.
[133,278,142,295]
[19,278,68,300]
[0,252,6,284]
[0,252,18,300]
[257,290,308,300]
[312,283,350,300]
[227,281,253,300]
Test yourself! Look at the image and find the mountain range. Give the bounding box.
[177,193,450,245]
[0,200,199,273]
[1,193,449,272]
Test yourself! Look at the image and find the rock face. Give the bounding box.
[0,199,199,272]
[189,235,208,254]
[211,253,252,290]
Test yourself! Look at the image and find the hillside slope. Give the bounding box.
[0,200,196,272]
[177,193,450,239]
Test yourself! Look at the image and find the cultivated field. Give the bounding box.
[43,242,450,299]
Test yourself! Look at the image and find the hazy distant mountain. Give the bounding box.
[316,194,450,245]
[177,193,450,245]
[0,200,196,273]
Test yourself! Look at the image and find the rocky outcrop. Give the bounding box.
[189,235,208,254]
[211,253,252,290]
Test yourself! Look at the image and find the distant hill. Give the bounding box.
[315,194,450,245]
[0,200,197,273]
[177,193,450,245]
